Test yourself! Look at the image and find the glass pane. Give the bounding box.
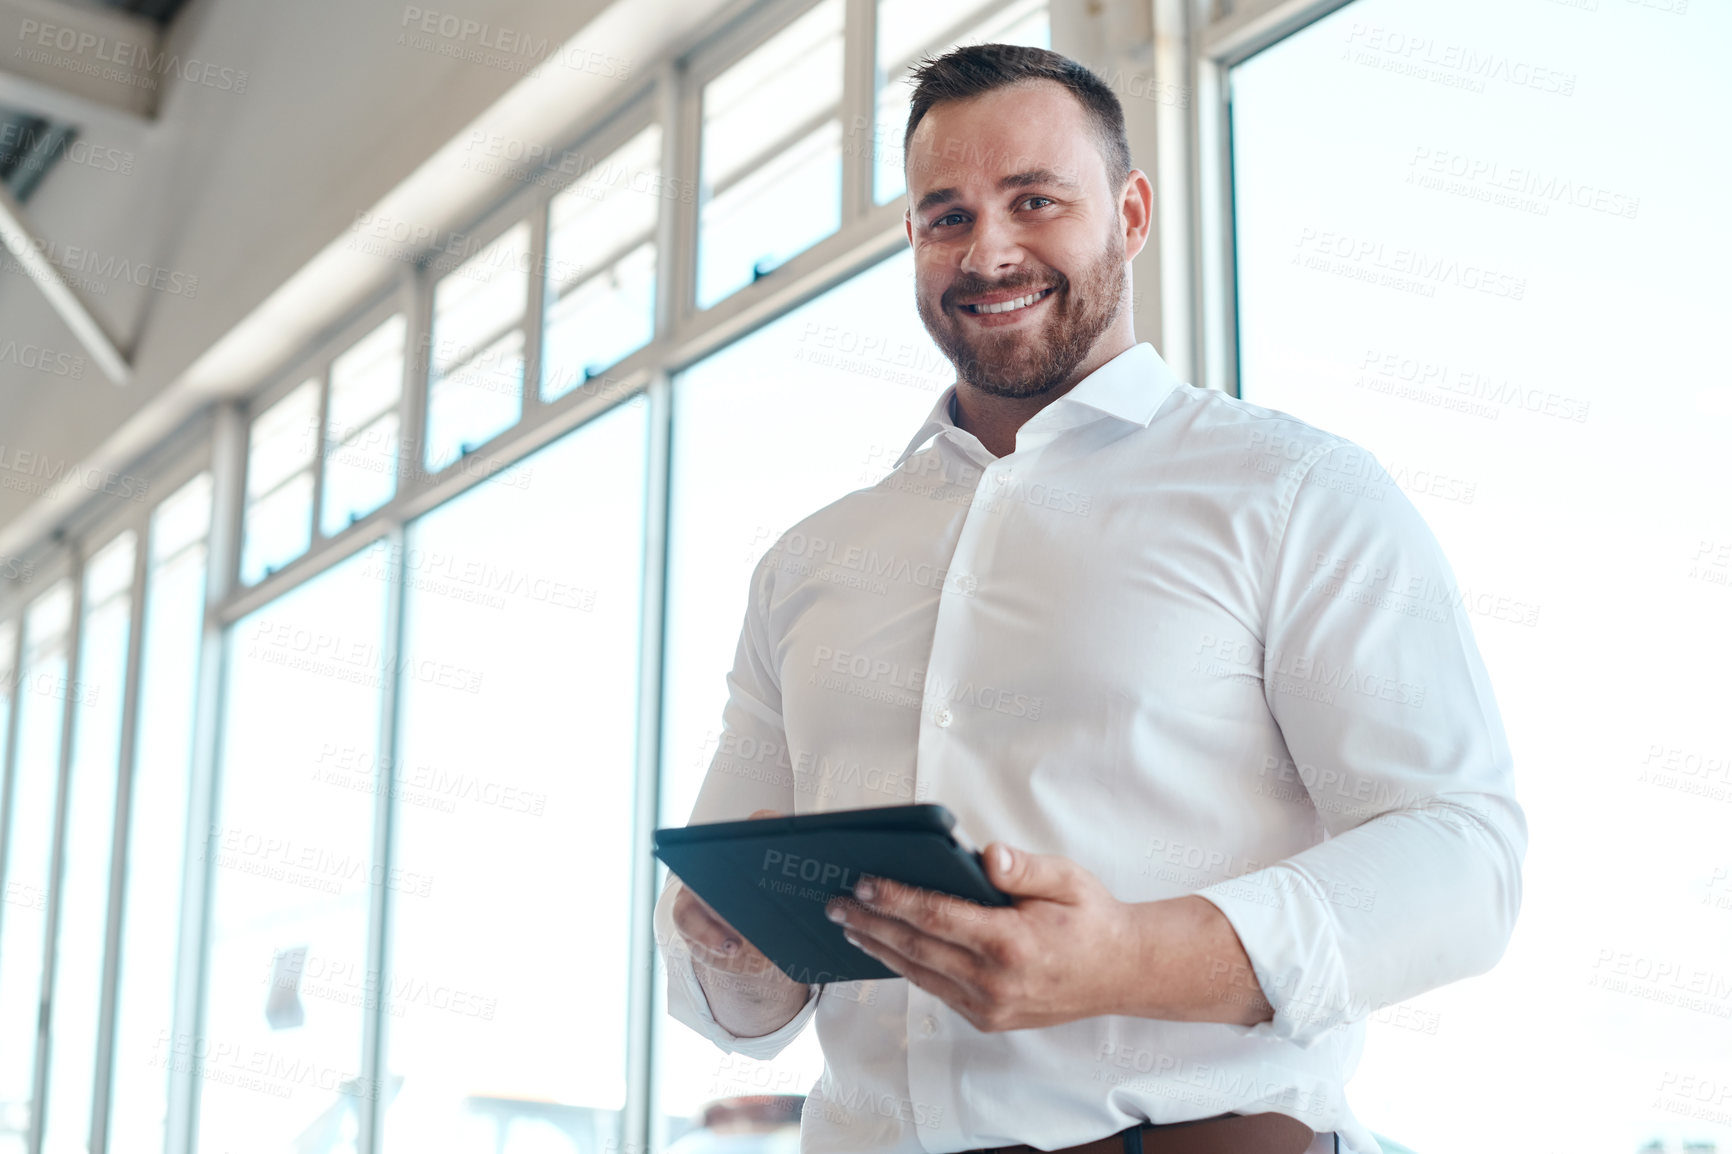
[194,554,386,1151]
[151,472,214,564]
[1230,2,1732,1151]
[329,315,406,440]
[697,122,841,309]
[697,0,844,308]
[240,470,315,585]
[40,534,135,1154]
[546,126,661,284]
[379,398,647,1152]
[108,476,211,1154]
[322,412,402,536]
[542,243,657,401]
[423,330,524,474]
[654,250,945,1143]
[0,579,76,1154]
[247,381,320,501]
[873,0,1050,203]
[425,224,531,473]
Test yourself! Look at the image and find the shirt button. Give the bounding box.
[934,708,953,728]
[919,1015,937,1037]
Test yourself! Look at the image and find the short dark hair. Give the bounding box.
[902,43,1133,193]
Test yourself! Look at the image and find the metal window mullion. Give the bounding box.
[1151,0,1200,387]
[29,552,86,1154]
[548,230,659,303]
[624,368,672,1154]
[840,0,875,223]
[358,520,408,1154]
[400,266,435,497]
[89,518,151,1154]
[666,58,702,335]
[166,401,246,1154]
[521,201,550,415]
[310,364,333,541]
[0,611,26,953]
[1195,54,1236,398]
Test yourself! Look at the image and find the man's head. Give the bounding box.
[902,45,1150,401]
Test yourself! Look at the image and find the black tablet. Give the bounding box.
[654,804,1013,984]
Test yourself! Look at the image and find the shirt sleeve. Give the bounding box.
[653,544,822,1059]
[1195,441,1527,1048]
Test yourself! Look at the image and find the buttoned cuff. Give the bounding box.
[1194,867,1353,1048]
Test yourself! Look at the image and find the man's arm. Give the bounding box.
[831,442,1522,1039]
[1192,441,1526,1045]
[654,545,823,1057]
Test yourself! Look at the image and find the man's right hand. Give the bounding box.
[669,808,812,1037]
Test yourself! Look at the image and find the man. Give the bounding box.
[654,43,1524,1154]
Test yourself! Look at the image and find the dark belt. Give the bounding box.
[976,1113,1316,1154]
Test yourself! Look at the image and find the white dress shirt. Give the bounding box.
[653,342,1525,1154]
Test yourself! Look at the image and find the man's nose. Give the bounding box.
[959,212,1024,279]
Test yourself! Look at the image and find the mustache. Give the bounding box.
[942,270,1068,310]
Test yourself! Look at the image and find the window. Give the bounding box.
[696,0,845,309]
[241,380,319,584]
[108,473,212,1154]
[542,126,662,401]
[379,400,648,1152]
[0,579,75,1154]
[323,316,407,536]
[195,555,387,1151]
[653,250,946,1142]
[872,0,1049,204]
[425,223,531,473]
[40,532,136,1154]
[1229,1,1732,1149]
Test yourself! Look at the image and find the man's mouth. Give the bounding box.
[959,287,1056,315]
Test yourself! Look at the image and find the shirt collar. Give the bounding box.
[891,342,1182,470]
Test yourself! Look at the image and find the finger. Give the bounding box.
[982,843,1080,901]
[850,876,998,947]
[749,809,781,819]
[843,929,983,1017]
[831,900,983,984]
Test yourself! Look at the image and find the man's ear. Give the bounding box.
[1120,167,1154,262]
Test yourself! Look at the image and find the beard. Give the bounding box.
[916,229,1127,400]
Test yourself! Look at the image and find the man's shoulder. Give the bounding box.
[1155,382,1368,476]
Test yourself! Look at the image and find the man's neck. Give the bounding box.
[951,334,1136,459]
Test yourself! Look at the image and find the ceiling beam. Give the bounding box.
[0,178,132,385]
[0,0,160,125]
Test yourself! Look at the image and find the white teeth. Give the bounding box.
[966,288,1050,315]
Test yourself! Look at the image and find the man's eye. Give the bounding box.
[934,212,966,227]
[1021,196,1053,210]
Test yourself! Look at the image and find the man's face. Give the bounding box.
[904,80,1131,399]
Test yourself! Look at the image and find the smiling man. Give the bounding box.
[655,43,1524,1154]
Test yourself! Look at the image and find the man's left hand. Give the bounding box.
[825,844,1134,1032]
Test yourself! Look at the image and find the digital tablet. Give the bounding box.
[654,804,1013,984]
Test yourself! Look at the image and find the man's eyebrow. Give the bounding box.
[999,168,1078,191]
[914,169,1079,216]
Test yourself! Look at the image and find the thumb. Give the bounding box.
[983,843,1078,901]
[748,808,781,820]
